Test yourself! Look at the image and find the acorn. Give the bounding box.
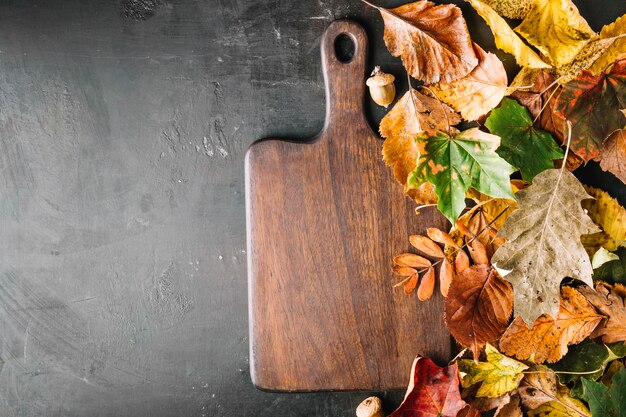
[356,396,384,417]
[366,66,396,108]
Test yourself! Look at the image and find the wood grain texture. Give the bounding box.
[245,20,452,392]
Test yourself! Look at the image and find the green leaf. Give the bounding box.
[408,128,515,223]
[458,344,529,398]
[485,98,564,182]
[594,247,626,285]
[580,366,626,417]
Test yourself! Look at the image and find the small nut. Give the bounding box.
[366,66,396,108]
[356,396,384,417]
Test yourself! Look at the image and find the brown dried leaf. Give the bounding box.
[499,286,604,363]
[495,395,523,417]
[428,228,460,248]
[381,1,478,84]
[445,265,514,360]
[597,129,626,185]
[410,235,445,258]
[455,250,471,273]
[394,253,432,269]
[469,240,489,265]
[418,267,435,301]
[579,282,626,344]
[439,259,454,297]
[430,43,508,121]
[404,275,419,295]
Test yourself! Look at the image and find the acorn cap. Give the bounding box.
[366,68,395,87]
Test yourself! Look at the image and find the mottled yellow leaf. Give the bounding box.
[583,186,626,251]
[482,0,534,19]
[466,0,551,69]
[515,0,595,67]
[589,14,626,74]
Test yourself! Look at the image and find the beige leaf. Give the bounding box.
[466,0,550,69]
[491,169,600,324]
[381,1,478,84]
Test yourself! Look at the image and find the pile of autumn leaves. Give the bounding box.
[366,0,626,416]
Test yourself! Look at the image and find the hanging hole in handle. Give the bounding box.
[334,33,355,63]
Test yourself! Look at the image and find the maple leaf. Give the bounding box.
[430,43,508,121]
[580,365,626,417]
[466,0,550,69]
[582,186,626,251]
[519,365,591,416]
[554,59,626,162]
[389,356,466,417]
[579,282,626,344]
[485,98,564,182]
[458,344,528,398]
[597,129,626,185]
[491,169,600,324]
[589,13,626,75]
[445,265,513,359]
[499,286,603,363]
[380,90,460,204]
[408,128,515,224]
[379,1,478,84]
[514,0,595,68]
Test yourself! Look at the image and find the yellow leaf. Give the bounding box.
[527,387,591,416]
[458,344,528,398]
[557,36,624,83]
[482,0,534,19]
[466,0,551,69]
[515,0,595,67]
[583,186,626,251]
[430,44,508,121]
[589,14,626,74]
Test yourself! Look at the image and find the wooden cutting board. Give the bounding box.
[245,20,452,392]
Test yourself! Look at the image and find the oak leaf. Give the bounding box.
[589,13,626,75]
[519,365,591,416]
[582,186,626,251]
[444,265,514,359]
[458,344,528,398]
[491,169,600,324]
[499,286,603,363]
[381,1,478,84]
[409,128,515,224]
[485,98,564,182]
[466,0,550,69]
[389,356,466,417]
[597,129,626,185]
[514,0,595,67]
[579,282,626,344]
[580,365,626,417]
[554,59,626,162]
[381,90,460,204]
[430,43,508,121]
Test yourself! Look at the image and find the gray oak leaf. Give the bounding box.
[491,169,600,324]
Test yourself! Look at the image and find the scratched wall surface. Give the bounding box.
[0,1,624,416]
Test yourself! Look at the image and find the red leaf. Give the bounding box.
[390,356,466,417]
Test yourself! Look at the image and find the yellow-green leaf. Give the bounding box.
[458,344,528,398]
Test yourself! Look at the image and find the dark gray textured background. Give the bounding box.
[0,1,624,416]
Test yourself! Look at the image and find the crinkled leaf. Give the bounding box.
[389,356,466,417]
[597,129,626,186]
[582,186,626,251]
[430,43,508,121]
[458,344,528,398]
[499,286,603,363]
[554,59,626,162]
[466,0,551,69]
[589,14,626,75]
[409,128,515,224]
[491,169,600,323]
[593,247,626,284]
[579,282,626,344]
[445,265,514,359]
[580,365,626,417]
[515,0,595,67]
[381,1,478,84]
[485,98,564,182]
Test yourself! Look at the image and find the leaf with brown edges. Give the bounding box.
[499,286,603,364]
[579,282,626,344]
[597,129,626,185]
[381,1,478,84]
[445,265,514,360]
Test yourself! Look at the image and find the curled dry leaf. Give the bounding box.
[444,265,514,359]
[582,186,626,251]
[418,267,436,301]
[410,235,445,258]
[491,169,600,324]
[381,1,478,84]
[389,356,466,417]
[578,282,626,344]
[429,43,508,121]
[494,395,523,417]
[466,0,550,69]
[499,286,603,364]
[597,129,626,185]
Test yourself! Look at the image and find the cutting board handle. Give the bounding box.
[320,20,369,132]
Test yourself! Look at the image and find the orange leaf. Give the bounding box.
[394,265,418,276]
[428,228,460,248]
[469,240,489,265]
[404,274,419,295]
[499,286,603,363]
[444,265,514,360]
[394,253,432,269]
[579,282,626,343]
[439,259,454,297]
[418,267,435,301]
[597,129,626,185]
[410,235,445,258]
[455,250,470,273]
